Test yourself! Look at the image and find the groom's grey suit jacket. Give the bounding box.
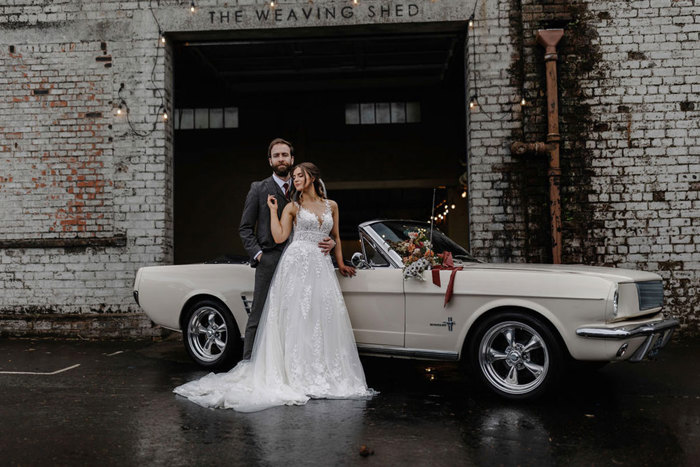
[239,176,290,266]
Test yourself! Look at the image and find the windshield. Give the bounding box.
[368,221,479,262]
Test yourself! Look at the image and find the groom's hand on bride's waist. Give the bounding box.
[318,237,335,255]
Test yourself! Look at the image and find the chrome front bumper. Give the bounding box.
[576,318,679,362]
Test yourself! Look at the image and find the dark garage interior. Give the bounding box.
[173,24,469,264]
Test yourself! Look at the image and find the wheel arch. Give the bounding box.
[459,304,572,362]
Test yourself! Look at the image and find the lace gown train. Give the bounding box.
[174,200,375,412]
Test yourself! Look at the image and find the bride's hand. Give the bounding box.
[338,264,356,277]
[267,194,278,211]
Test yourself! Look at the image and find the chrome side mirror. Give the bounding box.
[351,252,370,269]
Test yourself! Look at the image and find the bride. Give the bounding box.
[174,162,375,412]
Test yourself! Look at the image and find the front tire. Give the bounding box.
[469,312,563,400]
[182,299,242,371]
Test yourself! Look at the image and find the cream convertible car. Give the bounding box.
[133,220,679,400]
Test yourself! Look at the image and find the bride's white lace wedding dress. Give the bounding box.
[174,200,375,412]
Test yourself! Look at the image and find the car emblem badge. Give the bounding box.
[429,317,455,331]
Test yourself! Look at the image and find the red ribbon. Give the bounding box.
[431,251,462,307]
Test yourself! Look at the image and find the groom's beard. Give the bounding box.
[272,163,290,177]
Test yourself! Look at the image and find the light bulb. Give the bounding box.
[451,204,456,209]
[163,112,168,120]
[461,191,467,199]
[160,36,166,44]
[117,108,122,115]
[190,2,196,13]
[521,97,526,106]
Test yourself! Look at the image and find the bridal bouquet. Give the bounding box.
[391,229,443,280]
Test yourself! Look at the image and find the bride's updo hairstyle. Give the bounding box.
[290,162,327,202]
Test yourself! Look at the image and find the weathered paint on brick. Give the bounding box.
[469,0,699,334]
[0,1,174,337]
[0,0,698,337]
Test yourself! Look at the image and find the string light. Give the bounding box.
[431,195,460,224]
[352,0,359,4]
[521,96,527,106]
[190,1,196,13]
[117,6,169,138]
[269,0,275,8]
[115,98,127,116]
[467,7,515,122]
[461,191,467,199]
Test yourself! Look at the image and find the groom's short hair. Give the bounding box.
[268,138,294,158]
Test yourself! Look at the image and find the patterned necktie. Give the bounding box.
[282,182,290,200]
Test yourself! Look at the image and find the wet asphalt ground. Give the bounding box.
[0,335,698,466]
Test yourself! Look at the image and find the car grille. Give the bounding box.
[636,281,664,310]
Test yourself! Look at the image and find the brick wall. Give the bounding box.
[0,1,173,337]
[468,0,699,333]
[583,0,699,332]
[0,0,698,336]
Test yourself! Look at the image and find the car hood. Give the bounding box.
[459,263,661,283]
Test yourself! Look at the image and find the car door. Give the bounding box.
[337,234,405,347]
[403,269,466,355]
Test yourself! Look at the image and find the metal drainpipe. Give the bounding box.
[511,29,564,264]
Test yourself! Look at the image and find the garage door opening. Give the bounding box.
[173,25,468,264]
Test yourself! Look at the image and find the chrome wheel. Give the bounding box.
[186,306,228,363]
[478,320,550,396]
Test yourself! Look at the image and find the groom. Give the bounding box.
[239,138,336,360]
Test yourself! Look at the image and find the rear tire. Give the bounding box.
[468,311,563,400]
[182,299,242,371]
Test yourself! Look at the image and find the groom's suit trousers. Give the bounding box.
[244,248,282,359]
[239,176,289,360]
